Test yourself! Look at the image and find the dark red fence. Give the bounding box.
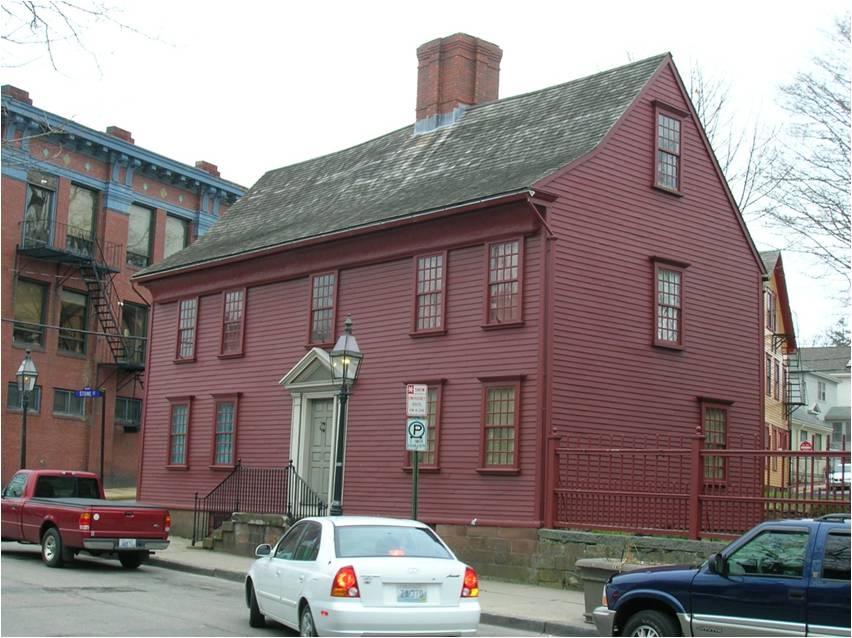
[545,431,850,539]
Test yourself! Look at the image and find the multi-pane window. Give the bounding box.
[655,112,681,191]
[115,396,142,428]
[127,204,153,268]
[23,175,55,247]
[164,215,190,260]
[654,263,684,347]
[415,254,445,332]
[486,240,521,324]
[703,405,727,482]
[213,400,237,465]
[176,298,198,360]
[221,290,245,355]
[53,389,85,417]
[773,361,781,400]
[121,302,148,365]
[309,273,336,344]
[765,354,773,397]
[168,402,189,466]
[818,381,827,402]
[482,384,520,469]
[765,290,777,332]
[58,289,88,354]
[67,185,97,257]
[407,385,441,468]
[13,279,47,347]
[6,383,42,414]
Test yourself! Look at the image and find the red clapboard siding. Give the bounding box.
[541,63,762,446]
[139,231,543,525]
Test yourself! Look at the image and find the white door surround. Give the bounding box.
[279,348,343,507]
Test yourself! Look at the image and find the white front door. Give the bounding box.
[306,398,334,502]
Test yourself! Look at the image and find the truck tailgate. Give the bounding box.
[87,505,169,539]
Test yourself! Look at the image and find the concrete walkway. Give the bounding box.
[148,536,596,636]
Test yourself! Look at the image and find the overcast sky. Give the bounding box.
[2,0,848,342]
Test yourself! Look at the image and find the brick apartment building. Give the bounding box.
[1,86,245,486]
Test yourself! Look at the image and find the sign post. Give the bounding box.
[76,387,105,478]
[406,417,428,519]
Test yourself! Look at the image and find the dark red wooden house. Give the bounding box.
[135,34,765,535]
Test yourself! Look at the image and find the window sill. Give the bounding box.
[476,467,520,476]
[53,413,88,422]
[481,321,524,331]
[12,342,45,353]
[57,350,88,360]
[653,184,683,197]
[218,352,244,360]
[166,465,189,471]
[209,464,236,471]
[410,329,447,338]
[402,466,440,473]
[653,341,684,351]
[6,409,40,416]
[174,356,197,364]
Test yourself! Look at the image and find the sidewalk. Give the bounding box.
[148,536,596,636]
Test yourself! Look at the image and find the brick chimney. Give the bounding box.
[195,160,220,178]
[2,85,33,105]
[415,33,502,134]
[106,126,134,144]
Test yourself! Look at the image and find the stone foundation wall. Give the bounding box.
[437,524,727,590]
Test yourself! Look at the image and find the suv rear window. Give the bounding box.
[34,476,99,498]
[335,525,452,559]
[822,533,850,581]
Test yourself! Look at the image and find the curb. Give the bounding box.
[146,557,245,584]
[480,612,599,637]
[147,558,599,636]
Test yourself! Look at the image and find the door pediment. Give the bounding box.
[279,347,337,392]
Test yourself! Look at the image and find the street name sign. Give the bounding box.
[406,418,428,452]
[406,384,428,417]
[75,387,103,398]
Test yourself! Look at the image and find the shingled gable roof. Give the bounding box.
[137,53,669,279]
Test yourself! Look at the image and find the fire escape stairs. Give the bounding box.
[785,348,807,418]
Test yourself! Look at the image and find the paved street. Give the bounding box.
[1,542,550,637]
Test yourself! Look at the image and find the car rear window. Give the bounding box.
[335,525,453,559]
[34,476,100,498]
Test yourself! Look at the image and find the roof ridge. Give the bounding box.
[463,52,670,114]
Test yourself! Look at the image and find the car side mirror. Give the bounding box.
[255,544,272,557]
[709,553,728,576]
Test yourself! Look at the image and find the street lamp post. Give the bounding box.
[328,315,363,517]
[16,349,39,469]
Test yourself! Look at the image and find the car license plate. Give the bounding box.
[397,587,427,603]
[118,538,137,549]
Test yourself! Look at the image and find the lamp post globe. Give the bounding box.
[16,349,39,469]
[328,315,363,516]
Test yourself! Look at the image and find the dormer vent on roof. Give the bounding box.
[414,33,502,135]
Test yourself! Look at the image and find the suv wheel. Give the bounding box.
[622,609,679,636]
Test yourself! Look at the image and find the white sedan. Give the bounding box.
[245,516,481,636]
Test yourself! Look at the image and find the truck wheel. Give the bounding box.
[622,609,680,637]
[118,551,146,569]
[248,584,265,628]
[41,528,65,568]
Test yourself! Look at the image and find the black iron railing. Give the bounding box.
[192,460,327,546]
[19,218,123,271]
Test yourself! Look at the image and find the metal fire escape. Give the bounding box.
[772,331,807,417]
[16,217,146,381]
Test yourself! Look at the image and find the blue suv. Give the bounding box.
[593,515,850,636]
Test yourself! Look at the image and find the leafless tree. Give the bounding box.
[688,66,777,216]
[758,15,851,287]
[808,315,851,347]
[1,0,148,72]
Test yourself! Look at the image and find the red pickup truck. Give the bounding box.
[1,469,170,569]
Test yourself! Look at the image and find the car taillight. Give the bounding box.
[79,512,91,531]
[462,566,479,598]
[164,514,171,532]
[331,566,360,598]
